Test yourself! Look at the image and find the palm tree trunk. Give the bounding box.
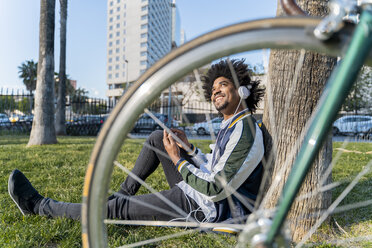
[261,0,335,241]
[56,0,68,135]
[28,0,57,146]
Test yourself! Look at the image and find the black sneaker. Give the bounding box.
[8,169,43,215]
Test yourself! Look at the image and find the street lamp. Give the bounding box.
[124,59,129,92]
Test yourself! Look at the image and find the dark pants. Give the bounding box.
[38,131,204,221]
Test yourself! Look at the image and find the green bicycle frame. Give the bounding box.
[265,6,372,246]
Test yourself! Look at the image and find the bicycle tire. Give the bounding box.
[81,17,370,247]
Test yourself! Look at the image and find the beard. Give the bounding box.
[215,101,228,111]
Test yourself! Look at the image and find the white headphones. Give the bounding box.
[238,85,252,99]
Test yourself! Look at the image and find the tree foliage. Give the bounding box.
[0,96,16,113]
[18,60,38,95]
[343,66,372,114]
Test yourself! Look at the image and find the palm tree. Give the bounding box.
[56,0,68,135]
[73,87,89,98]
[18,60,38,95]
[28,0,57,146]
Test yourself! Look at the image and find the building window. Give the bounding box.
[116,31,120,37]
[110,1,113,7]
[123,12,126,17]
[140,60,147,65]
[141,6,147,11]
[141,15,147,20]
[115,73,119,78]
[109,17,113,22]
[116,15,120,20]
[141,51,147,56]
[140,69,146,74]
[109,25,113,30]
[117,7,120,12]
[140,42,147,48]
[115,48,120,53]
[141,24,147,29]
[116,23,120,28]
[115,64,119,70]
[108,66,112,71]
[116,39,120,45]
[109,84,113,90]
[109,33,113,38]
[123,46,125,51]
[123,29,126,35]
[116,56,119,61]
[109,9,113,14]
[109,41,113,47]
[122,72,126,77]
[141,33,147,38]
[109,49,113,55]
[108,58,112,63]
[117,0,120,3]
[108,74,112,79]
[123,38,126,43]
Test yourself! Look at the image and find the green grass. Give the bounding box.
[0,136,371,247]
[311,142,372,247]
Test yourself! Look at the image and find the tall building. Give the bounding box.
[106,0,180,101]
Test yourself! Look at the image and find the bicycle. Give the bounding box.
[82,0,372,247]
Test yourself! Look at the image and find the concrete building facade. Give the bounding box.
[106,0,180,101]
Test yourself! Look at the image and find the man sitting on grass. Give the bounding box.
[8,59,265,226]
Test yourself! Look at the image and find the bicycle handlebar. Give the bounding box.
[281,0,307,16]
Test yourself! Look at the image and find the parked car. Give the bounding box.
[132,113,176,133]
[0,113,9,124]
[193,117,223,135]
[23,114,34,123]
[81,115,106,124]
[333,115,372,135]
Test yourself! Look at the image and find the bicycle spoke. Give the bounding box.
[104,219,245,230]
[296,159,372,247]
[105,190,187,220]
[114,160,191,219]
[319,137,351,187]
[193,69,217,141]
[292,198,372,221]
[117,229,196,248]
[313,235,372,247]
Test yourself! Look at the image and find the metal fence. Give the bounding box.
[0,89,222,136]
[2,88,370,139]
[0,89,115,136]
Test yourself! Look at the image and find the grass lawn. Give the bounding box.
[0,136,371,247]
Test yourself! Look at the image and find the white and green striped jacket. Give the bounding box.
[175,109,264,221]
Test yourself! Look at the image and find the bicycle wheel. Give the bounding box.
[82,17,372,247]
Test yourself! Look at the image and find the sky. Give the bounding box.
[0,0,277,98]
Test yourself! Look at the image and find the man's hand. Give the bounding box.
[163,130,181,165]
[170,128,191,151]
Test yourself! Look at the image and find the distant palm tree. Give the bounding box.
[28,0,57,146]
[18,60,38,95]
[73,87,89,98]
[56,0,68,135]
